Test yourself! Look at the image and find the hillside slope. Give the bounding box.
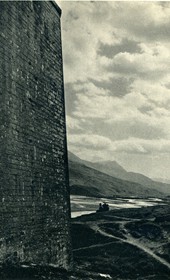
[68,152,170,195]
[69,160,163,198]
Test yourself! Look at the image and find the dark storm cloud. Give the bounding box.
[90,77,134,98]
[138,105,154,115]
[128,21,170,42]
[92,119,166,141]
[98,39,142,58]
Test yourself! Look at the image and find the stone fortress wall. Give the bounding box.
[0,1,72,269]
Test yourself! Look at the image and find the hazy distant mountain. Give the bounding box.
[68,151,170,195]
[68,152,164,198]
[153,178,170,185]
[68,151,126,177]
[68,151,85,164]
[86,160,127,179]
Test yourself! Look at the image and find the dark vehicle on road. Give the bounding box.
[97,202,109,212]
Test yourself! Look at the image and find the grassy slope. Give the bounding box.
[69,161,163,198]
[72,201,170,280]
[68,151,170,195]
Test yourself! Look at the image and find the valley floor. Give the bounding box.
[72,199,170,279]
[1,198,170,279]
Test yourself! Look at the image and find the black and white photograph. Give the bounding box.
[0,0,170,279]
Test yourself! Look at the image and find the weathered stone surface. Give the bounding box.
[0,0,72,269]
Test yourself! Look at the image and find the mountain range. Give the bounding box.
[68,151,170,198]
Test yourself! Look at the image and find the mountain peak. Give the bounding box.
[68,151,170,195]
[68,151,124,167]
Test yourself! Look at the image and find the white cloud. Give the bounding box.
[59,1,170,179]
[68,134,112,150]
[69,79,170,144]
[101,43,170,82]
[68,134,170,156]
[66,116,82,132]
[60,1,170,83]
[111,138,170,154]
[132,79,170,107]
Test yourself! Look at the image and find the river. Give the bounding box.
[71,195,164,218]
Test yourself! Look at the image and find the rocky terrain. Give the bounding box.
[72,199,170,279]
[1,198,170,280]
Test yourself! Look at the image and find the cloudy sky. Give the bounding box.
[58,1,170,180]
